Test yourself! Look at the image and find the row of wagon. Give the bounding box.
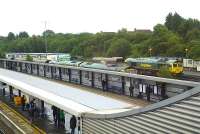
[0,59,188,102]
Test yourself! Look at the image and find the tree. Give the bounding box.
[18,31,29,38]
[0,49,5,58]
[185,28,200,41]
[7,32,15,40]
[43,30,55,37]
[177,18,200,39]
[165,12,184,33]
[107,38,131,57]
[149,24,183,56]
[189,41,200,59]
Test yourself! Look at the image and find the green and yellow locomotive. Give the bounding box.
[125,57,183,76]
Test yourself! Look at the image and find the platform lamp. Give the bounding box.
[149,48,152,57]
[185,48,188,58]
[44,21,48,58]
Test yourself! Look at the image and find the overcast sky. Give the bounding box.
[0,0,199,36]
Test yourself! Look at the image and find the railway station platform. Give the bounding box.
[0,84,149,134]
[0,59,200,133]
[0,68,148,133]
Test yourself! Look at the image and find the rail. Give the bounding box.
[0,101,46,134]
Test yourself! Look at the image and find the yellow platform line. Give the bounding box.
[0,101,46,134]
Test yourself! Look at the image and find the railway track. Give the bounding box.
[0,119,13,134]
[0,101,46,134]
[179,74,200,82]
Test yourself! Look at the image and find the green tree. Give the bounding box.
[185,28,200,41]
[0,49,5,58]
[107,38,131,57]
[18,31,29,38]
[43,30,55,37]
[158,67,173,78]
[7,32,15,40]
[165,12,184,33]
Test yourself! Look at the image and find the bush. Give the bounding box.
[158,67,173,78]
[26,54,33,61]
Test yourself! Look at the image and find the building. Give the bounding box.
[5,53,71,63]
[134,28,152,33]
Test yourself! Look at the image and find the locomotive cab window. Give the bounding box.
[173,63,178,67]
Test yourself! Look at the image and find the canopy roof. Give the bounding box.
[0,69,132,116]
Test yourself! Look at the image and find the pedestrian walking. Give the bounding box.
[102,79,106,91]
[70,115,77,134]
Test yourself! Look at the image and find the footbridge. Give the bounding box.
[0,59,200,133]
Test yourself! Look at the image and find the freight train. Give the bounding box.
[125,57,183,75]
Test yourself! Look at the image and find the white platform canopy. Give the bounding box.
[0,69,133,116]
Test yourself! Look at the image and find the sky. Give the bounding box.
[0,0,200,36]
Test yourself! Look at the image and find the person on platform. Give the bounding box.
[102,79,106,92]
[70,115,77,134]
[29,99,36,122]
[60,110,65,128]
[51,105,58,125]
[129,85,134,97]
[21,95,26,111]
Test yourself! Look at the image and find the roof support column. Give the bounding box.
[121,76,125,95]
[78,117,81,133]
[105,74,108,91]
[79,70,82,85]
[30,63,33,74]
[1,83,6,96]
[44,65,46,77]
[68,69,71,82]
[59,67,62,80]
[20,62,22,72]
[50,66,54,79]
[161,83,167,100]
[146,85,150,101]
[9,61,12,69]
[2,83,6,96]
[5,60,8,69]
[2,87,5,96]
[9,86,13,100]
[18,90,21,97]
[91,72,94,88]
[37,64,39,76]
[41,100,45,118]
[25,63,28,73]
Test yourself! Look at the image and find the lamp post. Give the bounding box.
[44,21,48,58]
[185,48,189,71]
[149,48,152,57]
[185,48,188,58]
